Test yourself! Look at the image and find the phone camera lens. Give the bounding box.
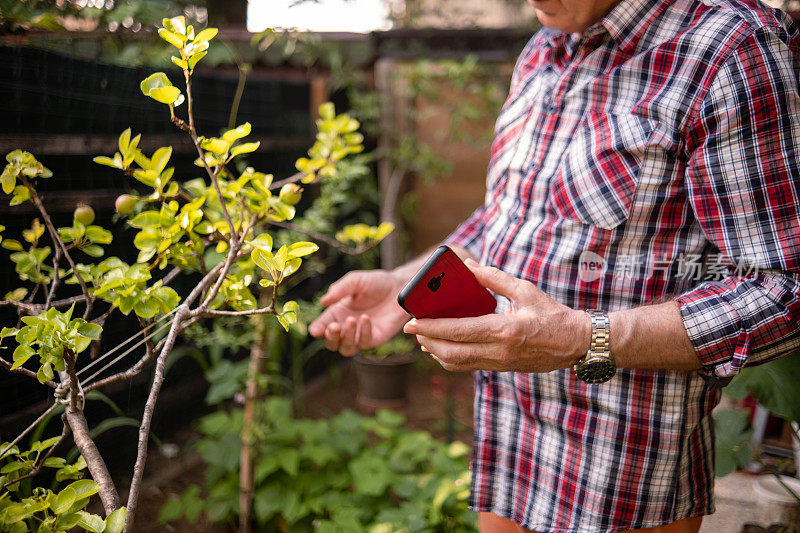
[427,272,444,292]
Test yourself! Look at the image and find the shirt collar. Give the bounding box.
[599,0,669,46]
[543,0,670,50]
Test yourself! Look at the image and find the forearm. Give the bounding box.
[604,301,702,371]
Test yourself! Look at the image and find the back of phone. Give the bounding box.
[397,246,497,319]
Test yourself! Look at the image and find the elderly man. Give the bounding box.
[309,0,800,531]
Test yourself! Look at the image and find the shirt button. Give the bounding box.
[510,213,520,223]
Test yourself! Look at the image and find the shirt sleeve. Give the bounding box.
[443,205,488,260]
[677,27,800,378]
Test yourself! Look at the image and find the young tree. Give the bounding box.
[0,16,390,532]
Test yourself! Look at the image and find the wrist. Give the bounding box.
[568,309,592,365]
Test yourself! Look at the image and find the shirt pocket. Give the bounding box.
[547,111,659,230]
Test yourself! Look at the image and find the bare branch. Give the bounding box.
[197,306,276,318]
[44,247,61,309]
[269,171,305,191]
[62,350,120,515]
[183,70,237,240]
[19,176,94,319]
[124,256,229,531]
[0,357,57,388]
[64,408,121,514]
[265,220,376,255]
[124,304,188,531]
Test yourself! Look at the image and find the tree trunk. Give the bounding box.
[239,307,270,532]
[65,408,121,515]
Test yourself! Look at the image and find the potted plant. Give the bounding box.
[353,335,419,411]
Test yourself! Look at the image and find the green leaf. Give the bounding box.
[149,86,182,106]
[713,408,754,477]
[77,322,102,340]
[104,507,126,533]
[1,167,17,194]
[319,102,335,121]
[81,244,104,258]
[230,142,260,157]
[194,27,218,42]
[129,211,161,229]
[158,28,184,48]
[134,298,160,318]
[76,511,105,533]
[187,51,207,70]
[2,239,23,251]
[349,453,392,496]
[93,155,118,169]
[151,147,172,174]
[725,352,800,423]
[287,241,319,259]
[140,73,182,106]
[251,248,278,275]
[118,128,131,154]
[163,16,186,36]
[64,479,101,501]
[53,487,76,515]
[200,138,229,155]
[10,185,30,206]
[11,345,34,369]
[158,498,183,524]
[249,232,273,252]
[85,226,113,245]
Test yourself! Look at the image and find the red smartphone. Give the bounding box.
[397,245,497,319]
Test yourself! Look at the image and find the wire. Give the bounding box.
[80,317,176,386]
[0,403,60,461]
[77,308,178,377]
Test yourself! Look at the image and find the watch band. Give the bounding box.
[586,309,610,354]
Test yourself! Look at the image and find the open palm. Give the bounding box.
[308,270,410,356]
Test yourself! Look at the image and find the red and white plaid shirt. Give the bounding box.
[445,0,800,530]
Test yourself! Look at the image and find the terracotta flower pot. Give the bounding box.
[353,352,418,411]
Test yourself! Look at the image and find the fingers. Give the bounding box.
[323,322,341,352]
[415,334,497,372]
[464,258,522,300]
[309,294,355,337]
[404,314,506,342]
[320,272,360,307]
[322,315,368,356]
[339,316,358,356]
[357,315,372,350]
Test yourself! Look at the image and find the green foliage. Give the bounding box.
[0,441,123,533]
[713,352,800,478]
[1,150,52,195]
[159,399,476,532]
[1,15,392,527]
[361,335,418,359]
[723,352,800,423]
[713,408,755,477]
[2,305,101,383]
[336,222,395,247]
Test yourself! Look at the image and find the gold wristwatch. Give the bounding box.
[574,309,616,384]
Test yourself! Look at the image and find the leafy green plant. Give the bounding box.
[360,334,418,360]
[0,439,125,533]
[714,352,800,478]
[1,15,390,532]
[159,398,476,532]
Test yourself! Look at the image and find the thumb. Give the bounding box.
[320,272,361,307]
[464,258,521,301]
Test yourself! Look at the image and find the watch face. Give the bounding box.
[576,357,616,384]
